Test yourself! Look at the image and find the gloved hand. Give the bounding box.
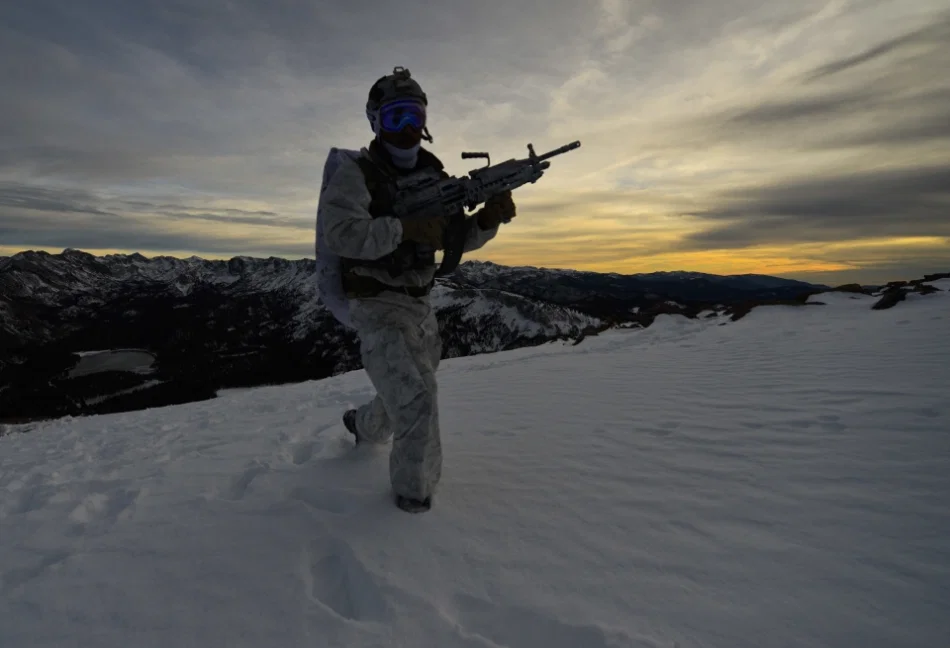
[400,215,446,249]
[477,191,516,230]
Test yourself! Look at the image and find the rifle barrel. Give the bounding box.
[536,140,581,162]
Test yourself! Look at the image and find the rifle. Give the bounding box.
[382,140,581,277]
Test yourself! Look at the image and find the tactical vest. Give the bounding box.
[340,142,462,289]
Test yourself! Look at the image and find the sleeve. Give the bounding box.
[320,155,404,260]
[461,211,499,253]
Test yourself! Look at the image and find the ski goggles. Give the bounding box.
[378,98,426,132]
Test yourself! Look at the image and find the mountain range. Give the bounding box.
[2,248,943,423]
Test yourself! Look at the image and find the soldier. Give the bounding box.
[315,67,516,512]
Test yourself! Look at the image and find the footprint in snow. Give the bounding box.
[288,485,358,516]
[816,414,847,432]
[818,396,864,406]
[65,484,144,536]
[8,471,58,515]
[782,419,816,430]
[300,536,390,622]
[1,550,71,591]
[291,442,315,465]
[481,426,519,438]
[645,421,680,437]
[278,421,350,466]
[219,460,269,501]
[452,594,634,648]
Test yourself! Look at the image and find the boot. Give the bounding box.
[343,409,361,445]
[395,494,432,513]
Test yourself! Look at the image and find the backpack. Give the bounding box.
[314,147,362,329]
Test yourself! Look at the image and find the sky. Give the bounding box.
[1,0,948,284]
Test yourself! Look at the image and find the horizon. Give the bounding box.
[1,1,948,286]
[3,245,946,286]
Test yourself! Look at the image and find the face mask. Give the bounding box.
[381,139,420,168]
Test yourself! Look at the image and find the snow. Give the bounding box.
[83,380,166,406]
[68,350,156,378]
[806,291,877,307]
[2,287,949,648]
[432,284,601,348]
[1,250,308,306]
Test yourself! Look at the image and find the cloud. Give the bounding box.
[641,11,950,262]
[819,109,950,149]
[804,11,950,81]
[679,165,950,250]
[0,182,313,257]
[726,92,872,126]
[0,183,117,216]
[2,0,949,283]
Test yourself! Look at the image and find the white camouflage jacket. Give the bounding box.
[319,147,499,290]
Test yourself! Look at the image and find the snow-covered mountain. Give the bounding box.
[450,260,827,320]
[1,250,602,421]
[1,276,947,648]
[2,248,940,423]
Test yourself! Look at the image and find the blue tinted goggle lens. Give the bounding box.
[379,100,426,132]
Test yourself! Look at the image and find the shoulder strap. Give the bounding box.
[416,147,445,173]
[354,153,396,218]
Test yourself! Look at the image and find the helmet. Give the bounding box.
[367,66,427,109]
[366,66,433,142]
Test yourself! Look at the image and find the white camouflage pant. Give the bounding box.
[349,291,442,501]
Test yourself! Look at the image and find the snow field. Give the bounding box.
[1,282,948,647]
